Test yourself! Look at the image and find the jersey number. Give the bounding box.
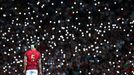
[31,54,35,62]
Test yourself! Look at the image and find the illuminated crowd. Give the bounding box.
[0,0,134,75]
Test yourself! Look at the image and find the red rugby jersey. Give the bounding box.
[25,49,41,70]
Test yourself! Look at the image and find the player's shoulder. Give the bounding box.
[35,50,41,55]
[25,49,31,55]
[27,49,32,52]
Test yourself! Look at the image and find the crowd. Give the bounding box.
[0,0,134,75]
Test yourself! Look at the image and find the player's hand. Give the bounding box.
[39,71,42,75]
[23,70,26,74]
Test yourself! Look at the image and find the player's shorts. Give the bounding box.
[26,69,38,75]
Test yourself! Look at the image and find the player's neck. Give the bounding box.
[32,48,36,50]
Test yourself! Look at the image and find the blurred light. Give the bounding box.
[94,3,97,6]
[41,4,45,8]
[74,2,76,5]
[3,14,6,17]
[24,13,26,15]
[104,7,107,10]
[80,2,82,5]
[121,8,123,10]
[114,2,117,4]
[98,1,100,4]
[98,9,100,12]
[37,1,40,5]
[71,6,74,9]
[117,71,120,74]
[61,1,63,4]
[51,3,54,5]
[14,7,17,10]
[58,20,61,23]
[0,7,3,10]
[88,16,91,19]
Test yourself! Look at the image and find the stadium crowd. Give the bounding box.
[0,0,134,75]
